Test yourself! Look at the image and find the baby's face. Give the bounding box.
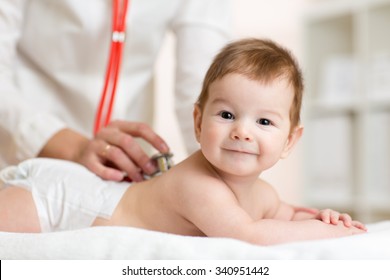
[194,73,296,177]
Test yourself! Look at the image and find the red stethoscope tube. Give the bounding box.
[94,0,129,134]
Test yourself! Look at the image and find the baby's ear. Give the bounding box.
[281,125,303,159]
[193,104,202,143]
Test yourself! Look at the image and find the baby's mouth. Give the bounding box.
[222,147,259,156]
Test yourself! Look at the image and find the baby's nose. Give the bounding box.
[230,123,253,141]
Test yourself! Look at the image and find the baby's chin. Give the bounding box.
[213,161,263,178]
[200,150,266,177]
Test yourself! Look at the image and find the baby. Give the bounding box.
[0,38,366,245]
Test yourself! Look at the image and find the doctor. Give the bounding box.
[0,0,231,182]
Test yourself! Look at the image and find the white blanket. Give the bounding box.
[1,221,390,259]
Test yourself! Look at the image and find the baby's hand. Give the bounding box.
[315,209,367,231]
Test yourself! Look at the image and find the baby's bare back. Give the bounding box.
[93,164,206,237]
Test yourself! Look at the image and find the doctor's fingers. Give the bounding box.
[107,120,169,153]
[89,159,127,182]
[98,141,151,182]
[79,140,146,182]
[77,147,126,182]
[96,127,158,177]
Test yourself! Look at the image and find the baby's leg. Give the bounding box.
[0,187,41,233]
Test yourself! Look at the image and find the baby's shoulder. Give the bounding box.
[166,167,231,204]
[169,153,227,189]
[252,178,280,202]
[253,178,276,191]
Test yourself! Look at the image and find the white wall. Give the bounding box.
[154,0,315,204]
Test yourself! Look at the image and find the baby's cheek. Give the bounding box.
[259,143,285,169]
[199,127,221,154]
[200,126,220,145]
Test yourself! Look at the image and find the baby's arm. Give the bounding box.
[179,178,366,245]
[188,198,365,245]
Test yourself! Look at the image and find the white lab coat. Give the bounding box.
[0,0,231,168]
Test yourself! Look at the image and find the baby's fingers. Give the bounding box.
[339,213,353,227]
[352,220,368,231]
[329,211,341,225]
[318,209,337,224]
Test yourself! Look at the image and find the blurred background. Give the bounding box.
[154,0,390,223]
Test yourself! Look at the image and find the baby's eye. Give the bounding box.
[257,118,271,126]
[219,111,234,120]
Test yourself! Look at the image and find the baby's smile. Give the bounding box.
[222,147,259,156]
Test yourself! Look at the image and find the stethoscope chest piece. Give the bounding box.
[147,153,174,178]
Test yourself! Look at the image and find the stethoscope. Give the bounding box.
[93,0,173,175]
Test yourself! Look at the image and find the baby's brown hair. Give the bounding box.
[196,38,304,130]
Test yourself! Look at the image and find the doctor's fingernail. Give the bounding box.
[144,161,157,174]
[160,143,169,152]
[132,173,144,182]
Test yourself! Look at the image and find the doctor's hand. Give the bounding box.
[38,122,169,182]
[81,120,169,182]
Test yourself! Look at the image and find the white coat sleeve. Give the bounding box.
[0,0,67,166]
[172,0,232,154]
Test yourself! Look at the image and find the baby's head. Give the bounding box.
[196,38,303,131]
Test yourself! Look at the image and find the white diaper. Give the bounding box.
[0,158,130,232]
